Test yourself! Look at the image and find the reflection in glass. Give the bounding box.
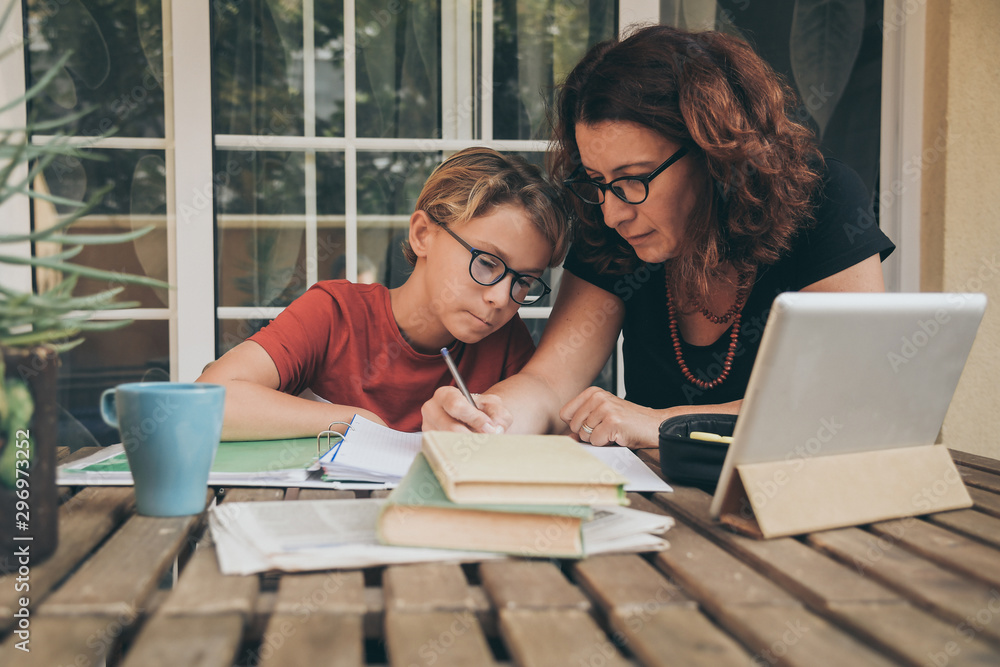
[314,152,347,283]
[212,0,305,136]
[57,320,170,446]
[355,0,440,138]
[314,1,346,137]
[354,152,439,287]
[25,0,165,138]
[493,0,616,140]
[216,151,306,308]
[34,149,167,308]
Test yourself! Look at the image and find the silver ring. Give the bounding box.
[581,423,594,435]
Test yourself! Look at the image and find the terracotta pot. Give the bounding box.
[1,346,60,571]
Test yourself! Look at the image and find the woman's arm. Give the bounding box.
[559,254,887,448]
[197,341,384,440]
[422,272,625,434]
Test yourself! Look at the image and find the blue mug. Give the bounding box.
[100,382,225,516]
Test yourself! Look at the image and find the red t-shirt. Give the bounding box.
[249,280,536,432]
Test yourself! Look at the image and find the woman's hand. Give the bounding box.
[421,386,512,433]
[560,386,665,449]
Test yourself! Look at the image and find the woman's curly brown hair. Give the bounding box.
[549,24,822,307]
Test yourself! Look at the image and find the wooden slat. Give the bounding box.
[927,509,1000,550]
[297,488,357,500]
[274,571,366,614]
[257,613,364,667]
[60,446,102,464]
[969,487,1000,519]
[654,487,899,606]
[572,554,694,614]
[868,519,1000,588]
[824,602,1000,666]
[0,487,134,630]
[383,563,475,612]
[0,614,122,667]
[609,607,751,667]
[959,467,1000,494]
[120,613,244,667]
[652,519,798,607]
[385,610,495,667]
[809,527,1000,646]
[38,513,200,617]
[499,608,630,667]
[158,546,258,617]
[220,487,285,502]
[715,605,899,667]
[55,446,70,462]
[652,516,901,665]
[951,449,1000,476]
[480,560,590,611]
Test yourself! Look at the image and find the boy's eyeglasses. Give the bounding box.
[435,221,551,305]
[563,146,689,205]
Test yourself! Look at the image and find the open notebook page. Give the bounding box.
[319,415,423,483]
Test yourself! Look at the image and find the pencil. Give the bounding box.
[440,347,478,408]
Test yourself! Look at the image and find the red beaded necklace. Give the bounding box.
[667,271,751,391]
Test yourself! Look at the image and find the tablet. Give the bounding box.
[709,291,987,520]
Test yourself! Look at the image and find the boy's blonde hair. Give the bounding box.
[402,147,569,267]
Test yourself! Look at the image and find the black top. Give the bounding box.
[563,158,896,408]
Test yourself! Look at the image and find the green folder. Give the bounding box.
[66,437,320,476]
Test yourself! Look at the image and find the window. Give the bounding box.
[18,0,619,444]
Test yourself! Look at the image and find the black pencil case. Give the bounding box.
[658,413,738,492]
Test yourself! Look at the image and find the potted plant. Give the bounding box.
[0,6,168,566]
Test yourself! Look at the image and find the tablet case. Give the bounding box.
[715,444,971,539]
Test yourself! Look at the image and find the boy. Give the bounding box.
[197,148,569,439]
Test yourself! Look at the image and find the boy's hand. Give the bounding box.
[422,386,512,433]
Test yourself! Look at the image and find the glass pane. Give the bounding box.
[354,151,439,287]
[24,0,165,138]
[315,151,348,280]
[355,1,441,138]
[216,150,306,307]
[662,0,883,198]
[34,149,168,308]
[218,318,270,355]
[212,0,305,136]
[493,0,617,140]
[314,1,346,137]
[521,317,614,392]
[57,321,170,447]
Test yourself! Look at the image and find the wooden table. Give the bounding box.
[3,447,1000,666]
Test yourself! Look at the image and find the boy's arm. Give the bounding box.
[197,341,385,440]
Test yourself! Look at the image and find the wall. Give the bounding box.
[922,0,1000,458]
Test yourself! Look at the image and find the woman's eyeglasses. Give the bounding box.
[436,222,551,305]
[564,146,689,206]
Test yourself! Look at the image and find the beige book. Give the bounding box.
[421,431,628,505]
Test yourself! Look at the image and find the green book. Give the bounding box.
[377,454,594,558]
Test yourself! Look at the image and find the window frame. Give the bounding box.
[6,0,922,395]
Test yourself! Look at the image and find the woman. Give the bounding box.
[422,25,894,448]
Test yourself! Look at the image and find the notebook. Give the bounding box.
[708,292,986,535]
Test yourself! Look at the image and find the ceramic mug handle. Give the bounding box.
[99,388,119,429]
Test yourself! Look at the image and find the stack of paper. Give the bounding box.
[320,416,673,493]
[209,498,673,575]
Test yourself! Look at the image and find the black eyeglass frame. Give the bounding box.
[563,145,690,205]
[433,220,552,306]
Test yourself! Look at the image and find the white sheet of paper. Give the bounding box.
[208,498,672,575]
[579,445,673,493]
